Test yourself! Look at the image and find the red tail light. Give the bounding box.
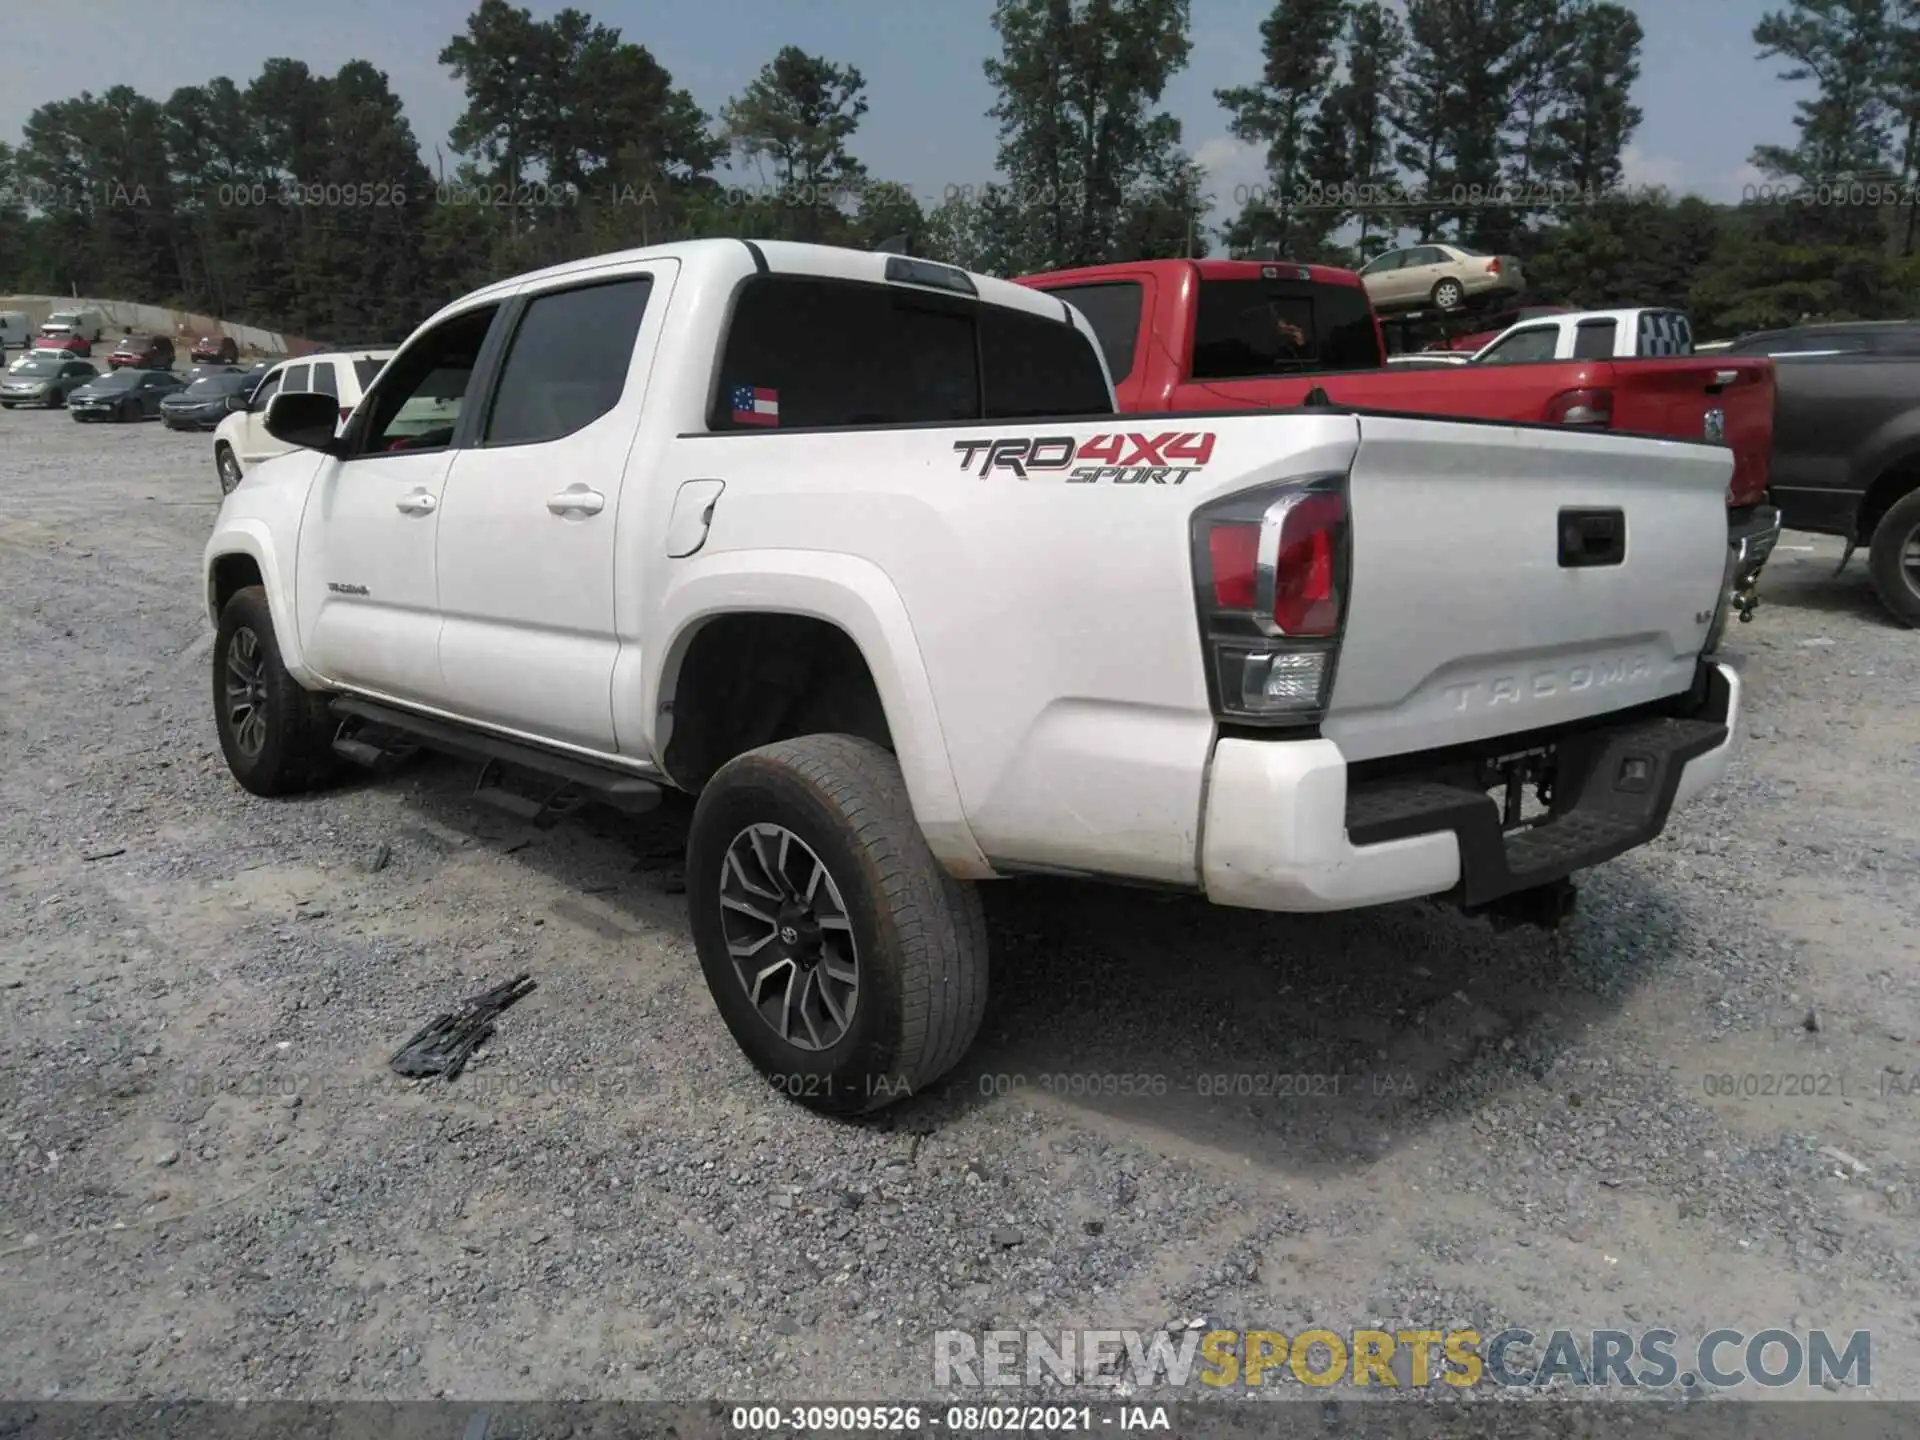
[1208,523,1259,609]
[339,406,352,424]
[1192,478,1350,725]
[1486,257,1503,275]
[1546,387,1613,426]
[1271,492,1344,636]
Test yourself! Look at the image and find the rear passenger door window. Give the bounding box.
[482,277,653,446]
[979,306,1111,417]
[712,274,1112,430]
[1040,282,1143,383]
[714,277,977,428]
[1572,320,1617,359]
[1475,326,1560,365]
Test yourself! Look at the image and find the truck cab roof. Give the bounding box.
[438,238,1073,331]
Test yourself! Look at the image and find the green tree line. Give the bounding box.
[0,0,1915,343]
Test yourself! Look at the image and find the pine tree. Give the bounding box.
[981,0,1198,271]
[1216,0,1349,258]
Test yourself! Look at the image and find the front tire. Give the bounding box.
[1867,489,1920,626]
[686,734,989,1116]
[1432,278,1465,311]
[213,586,337,796]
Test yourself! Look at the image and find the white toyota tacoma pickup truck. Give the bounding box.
[203,239,1742,1114]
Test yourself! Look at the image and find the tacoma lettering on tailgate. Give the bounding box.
[1443,655,1653,711]
[952,431,1216,484]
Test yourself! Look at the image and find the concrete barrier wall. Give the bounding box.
[0,295,319,356]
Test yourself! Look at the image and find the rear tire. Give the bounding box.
[1867,489,1920,626]
[686,734,989,1116]
[213,586,337,796]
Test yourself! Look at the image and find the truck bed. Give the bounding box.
[693,404,1734,884]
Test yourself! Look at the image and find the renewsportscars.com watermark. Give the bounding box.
[934,1327,1871,1391]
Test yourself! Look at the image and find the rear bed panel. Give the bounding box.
[1323,414,1733,763]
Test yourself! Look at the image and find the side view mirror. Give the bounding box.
[263,390,345,453]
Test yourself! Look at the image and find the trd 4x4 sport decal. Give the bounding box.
[952,431,1217,484]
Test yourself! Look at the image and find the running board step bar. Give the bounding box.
[471,758,591,830]
[330,725,420,772]
[327,697,663,818]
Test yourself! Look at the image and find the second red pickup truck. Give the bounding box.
[1015,259,1780,643]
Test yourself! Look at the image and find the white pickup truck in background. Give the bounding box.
[202,239,1742,1113]
[1470,306,1696,364]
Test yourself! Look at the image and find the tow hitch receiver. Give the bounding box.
[1479,747,1554,832]
[1465,876,1579,932]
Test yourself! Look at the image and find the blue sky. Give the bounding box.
[4,0,1797,222]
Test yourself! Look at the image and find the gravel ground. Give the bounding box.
[1,407,1917,1411]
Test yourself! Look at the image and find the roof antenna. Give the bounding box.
[1304,386,1331,406]
[873,232,913,255]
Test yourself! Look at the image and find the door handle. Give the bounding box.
[395,489,437,515]
[1558,507,1625,567]
[547,485,605,516]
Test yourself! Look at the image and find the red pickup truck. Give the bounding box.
[1014,259,1780,641]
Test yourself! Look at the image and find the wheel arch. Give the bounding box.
[1859,449,1920,542]
[647,551,992,879]
[203,522,318,685]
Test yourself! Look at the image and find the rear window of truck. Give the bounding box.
[711,275,1112,430]
[1637,311,1693,356]
[1190,278,1381,379]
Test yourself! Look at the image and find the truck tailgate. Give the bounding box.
[1322,414,1733,763]
[1609,357,1773,508]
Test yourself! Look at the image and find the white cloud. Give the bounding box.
[1190,135,1269,219]
[1618,143,1688,194]
[1717,162,1769,201]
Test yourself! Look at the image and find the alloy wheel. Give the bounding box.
[1903,525,1920,596]
[224,626,270,759]
[718,823,859,1051]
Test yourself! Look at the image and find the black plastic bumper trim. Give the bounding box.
[1344,667,1732,907]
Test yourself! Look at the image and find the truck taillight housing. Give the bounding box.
[1191,476,1350,725]
[1547,386,1612,426]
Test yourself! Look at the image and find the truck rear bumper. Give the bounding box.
[1731,504,1782,588]
[1200,662,1739,914]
